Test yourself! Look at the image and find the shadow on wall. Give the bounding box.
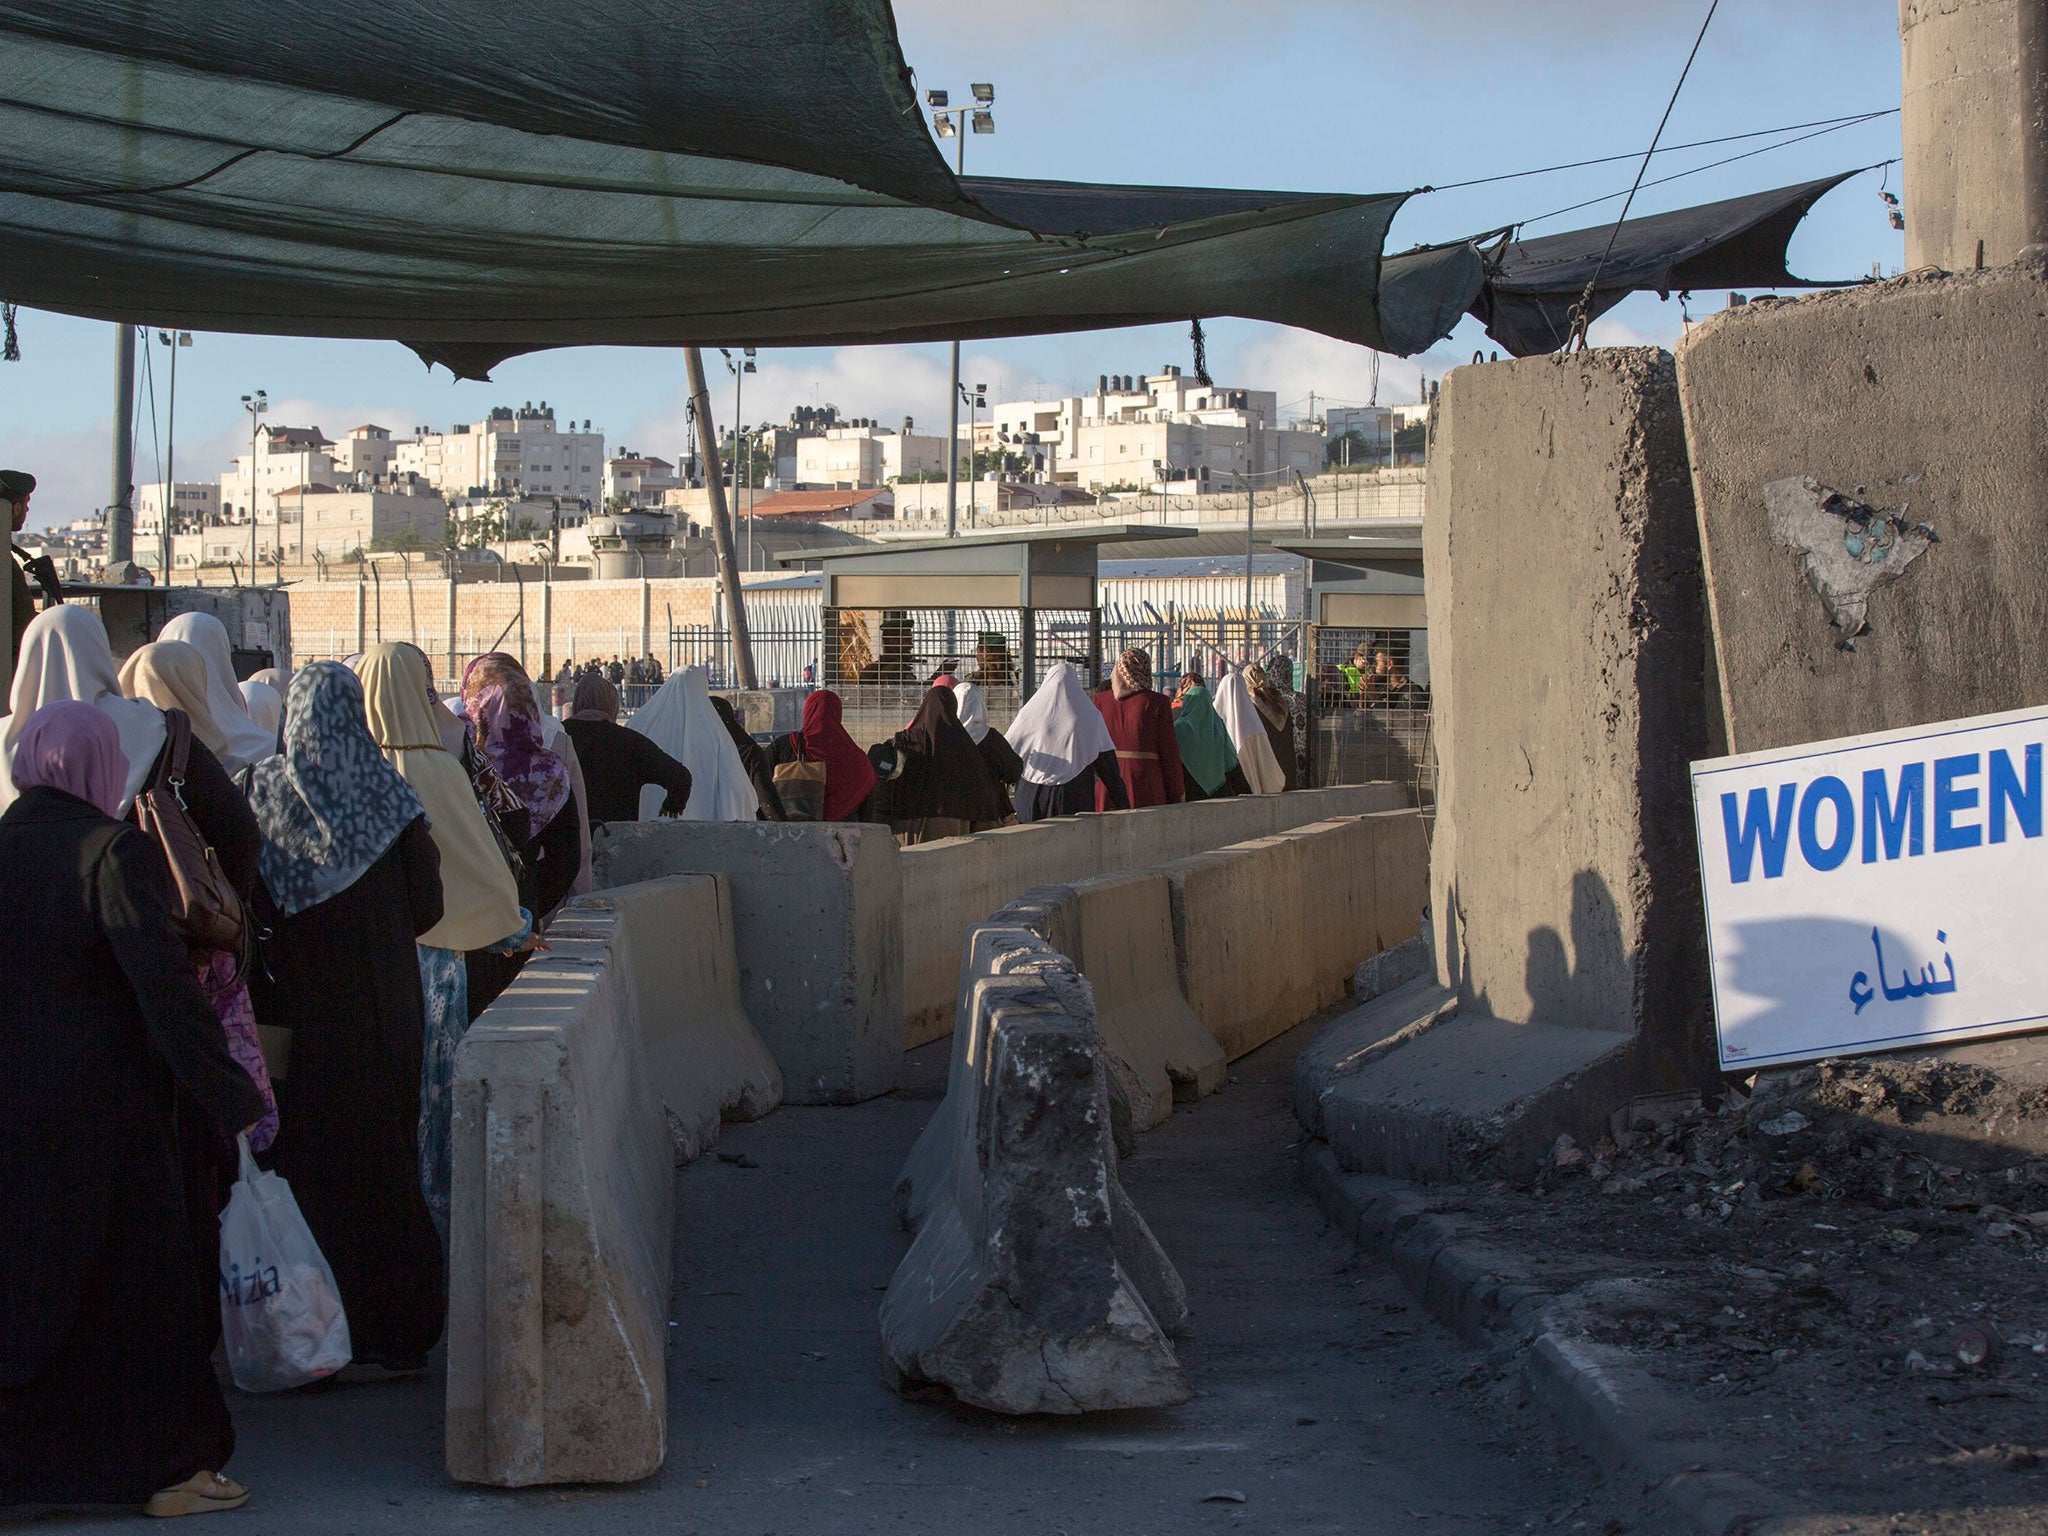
[1524,869,1629,1032]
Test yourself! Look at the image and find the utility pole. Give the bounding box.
[930,82,995,538]
[109,324,135,567]
[685,347,758,688]
[1244,469,1255,651]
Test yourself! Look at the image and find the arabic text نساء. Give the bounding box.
[1849,928,1957,1015]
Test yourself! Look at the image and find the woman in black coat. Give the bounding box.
[0,702,266,1516]
[246,663,447,1372]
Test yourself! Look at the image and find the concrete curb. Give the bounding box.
[1300,1144,1809,1536]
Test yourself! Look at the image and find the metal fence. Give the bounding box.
[1310,625,1433,799]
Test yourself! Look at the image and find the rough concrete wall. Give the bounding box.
[1426,350,1710,1080]
[287,576,719,677]
[1676,267,2048,753]
[1901,0,2026,272]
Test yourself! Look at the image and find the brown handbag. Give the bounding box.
[134,708,249,961]
[772,741,828,822]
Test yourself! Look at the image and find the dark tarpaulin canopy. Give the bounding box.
[0,0,1484,375]
[1470,173,1857,357]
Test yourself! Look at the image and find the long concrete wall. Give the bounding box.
[1426,350,1712,1088]
[899,784,1411,1049]
[446,876,781,1486]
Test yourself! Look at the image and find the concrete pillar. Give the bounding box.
[1900,0,2048,269]
[1426,350,1711,1083]
[539,576,553,683]
[638,572,651,663]
[445,574,458,679]
[353,577,366,656]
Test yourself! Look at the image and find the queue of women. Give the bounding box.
[0,613,1305,1518]
[757,644,1306,845]
[0,610,734,1519]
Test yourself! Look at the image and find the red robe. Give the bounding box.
[1093,687,1185,809]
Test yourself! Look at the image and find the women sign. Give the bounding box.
[1691,705,2048,1069]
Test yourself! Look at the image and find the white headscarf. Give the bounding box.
[1214,667,1286,795]
[239,678,284,741]
[158,611,277,769]
[626,667,759,822]
[1003,661,1116,787]
[0,605,167,815]
[953,681,992,744]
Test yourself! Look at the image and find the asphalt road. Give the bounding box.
[12,1023,1633,1534]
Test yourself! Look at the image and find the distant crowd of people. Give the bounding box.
[554,653,664,693]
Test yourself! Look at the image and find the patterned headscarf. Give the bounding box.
[249,661,424,916]
[10,700,126,817]
[461,653,569,833]
[1111,647,1153,700]
[1243,661,1290,732]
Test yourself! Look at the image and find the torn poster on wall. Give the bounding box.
[1763,476,1937,647]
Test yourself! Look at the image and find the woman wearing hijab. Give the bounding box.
[710,693,785,820]
[1213,667,1288,795]
[555,669,696,827]
[952,680,1021,825]
[878,685,1001,843]
[157,611,276,771]
[1243,659,1301,791]
[1,703,267,1518]
[1004,663,1128,823]
[358,645,533,1242]
[238,677,283,742]
[1173,680,1251,801]
[247,663,447,1373]
[461,654,583,1015]
[625,667,756,822]
[0,605,166,815]
[768,689,878,823]
[1091,647,1185,810]
[119,639,264,775]
[116,640,278,1309]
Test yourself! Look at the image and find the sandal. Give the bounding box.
[143,1471,250,1518]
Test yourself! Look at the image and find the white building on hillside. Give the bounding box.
[395,402,603,503]
[985,368,1324,491]
[793,419,951,489]
[603,451,680,506]
[331,423,400,481]
[221,424,338,522]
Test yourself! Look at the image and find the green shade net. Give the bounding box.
[0,0,1486,376]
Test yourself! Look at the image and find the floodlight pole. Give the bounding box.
[684,347,758,688]
[109,324,136,566]
[934,85,991,539]
[945,117,968,540]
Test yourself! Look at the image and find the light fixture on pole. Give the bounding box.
[240,390,267,577]
[156,330,190,582]
[929,81,994,539]
[959,380,987,525]
[721,347,757,568]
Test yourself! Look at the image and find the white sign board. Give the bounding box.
[1692,704,2048,1070]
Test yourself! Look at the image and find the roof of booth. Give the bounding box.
[777,525,1197,569]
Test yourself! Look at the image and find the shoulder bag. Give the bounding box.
[134,708,249,964]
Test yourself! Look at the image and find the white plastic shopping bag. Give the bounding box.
[218,1133,352,1391]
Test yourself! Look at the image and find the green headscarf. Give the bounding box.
[1173,684,1239,795]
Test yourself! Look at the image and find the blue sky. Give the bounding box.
[3,0,1902,529]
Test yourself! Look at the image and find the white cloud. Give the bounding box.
[1224,325,1458,416]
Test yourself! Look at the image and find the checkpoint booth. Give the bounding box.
[1272,536,1431,792]
[778,525,1195,746]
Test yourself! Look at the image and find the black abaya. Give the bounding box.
[1014,750,1129,822]
[252,815,446,1365]
[0,788,266,1506]
[464,790,581,1018]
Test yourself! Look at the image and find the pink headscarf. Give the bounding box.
[10,700,126,817]
[460,652,570,832]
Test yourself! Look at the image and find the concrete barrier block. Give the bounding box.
[1165,834,1320,1061]
[1675,266,2048,754]
[593,874,783,1163]
[900,834,998,1050]
[1426,350,1710,1087]
[1068,870,1227,1124]
[447,898,674,1486]
[882,950,1190,1414]
[593,820,902,1104]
